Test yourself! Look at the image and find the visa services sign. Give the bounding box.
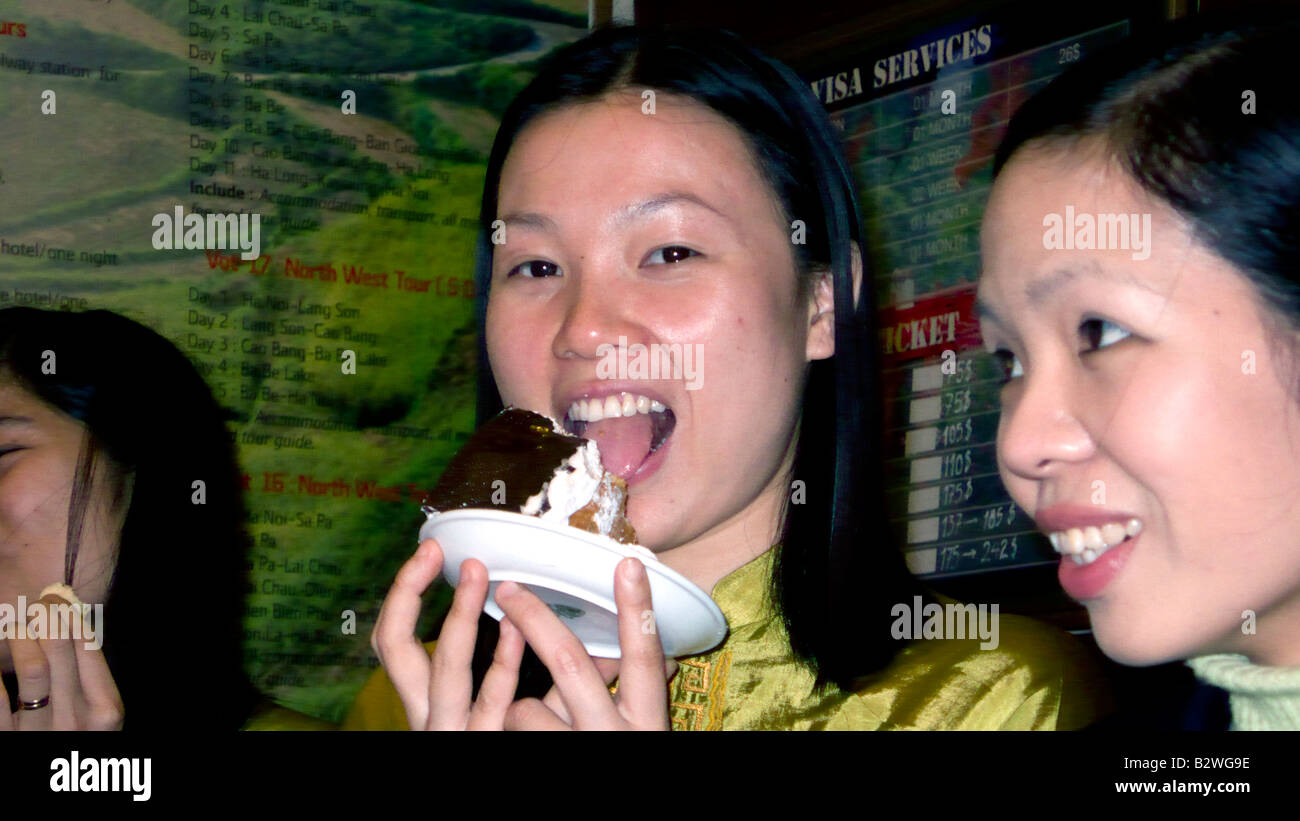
[809,23,994,105]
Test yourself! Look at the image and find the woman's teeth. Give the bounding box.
[568,392,667,422]
[1048,518,1142,566]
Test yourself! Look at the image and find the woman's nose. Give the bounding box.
[997,368,1096,479]
[551,270,639,361]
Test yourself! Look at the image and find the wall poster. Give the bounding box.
[1,0,588,722]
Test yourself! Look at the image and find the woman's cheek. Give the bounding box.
[1104,355,1202,472]
[485,320,531,397]
[0,488,62,557]
[0,470,40,527]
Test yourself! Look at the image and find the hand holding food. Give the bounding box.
[0,586,123,731]
[371,406,690,730]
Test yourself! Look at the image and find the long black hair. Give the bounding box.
[993,11,1300,322]
[0,307,257,729]
[462,23,929,694]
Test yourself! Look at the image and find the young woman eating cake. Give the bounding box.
[347,23,1111,731]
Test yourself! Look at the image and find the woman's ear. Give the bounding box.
[806,245,864,361]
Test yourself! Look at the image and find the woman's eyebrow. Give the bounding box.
[498,210,558,233]
[498,191,733,235]
[1024,263,1089,304]
[975,267,1099,324]
[1025,261,1166,306]
[976,262,1168,328]
[0,415,35,426]
[615,191,732,228]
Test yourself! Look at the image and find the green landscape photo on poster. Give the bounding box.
[0,0,588,722]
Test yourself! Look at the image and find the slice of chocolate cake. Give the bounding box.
[424,407,638,544]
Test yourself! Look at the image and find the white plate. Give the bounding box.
[418,508,728,658]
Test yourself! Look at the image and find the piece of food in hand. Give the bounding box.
[424,407,643,547]
[38,583,94,630]
[39,583,85,609]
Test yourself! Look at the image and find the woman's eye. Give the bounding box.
[506,260,561,279]
[1080,318,1131,352]
[645,246,698,265]
[992,349,1024,382]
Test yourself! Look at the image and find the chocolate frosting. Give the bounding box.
[424,407,590,513]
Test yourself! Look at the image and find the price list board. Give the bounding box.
[0,0,587,721]
[877,290,1030,579]
[807,8,1140,585]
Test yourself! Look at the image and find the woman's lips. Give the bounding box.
[1058,532,1139,600]
[626,427,671,487]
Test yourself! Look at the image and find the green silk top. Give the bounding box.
[334,546,1111,731]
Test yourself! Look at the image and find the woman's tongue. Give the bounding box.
[583,414,654,479]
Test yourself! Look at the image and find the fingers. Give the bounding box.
[37,632,81,731]
[426,558,491,730]
[372,539,444,730]
[503,697,572,731]
[610,558,669,728]
[71,624,124,731]
[494,581,619,730]
[589,656,676,685]
[592,657,622,683]
[0,608,123,732]
[9,636,52,731]
[465,616,523,730]
[540,656,622,723]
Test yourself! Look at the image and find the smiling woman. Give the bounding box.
[345,23,1111,731]
[0,307,258,730]
[976,12,1300,730]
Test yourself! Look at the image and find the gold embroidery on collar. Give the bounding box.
[669,651,732,730]
[671,702,704,731]
[705,651,731,730]
[679,658,709,694]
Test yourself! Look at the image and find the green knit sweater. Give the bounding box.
[1187,654,1300,731]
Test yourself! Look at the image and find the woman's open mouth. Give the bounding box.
[1047,519,1142,566]
[563,392,676,481]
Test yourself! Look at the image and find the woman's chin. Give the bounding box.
[1091,619,1211,668]
[1098,643,1177,668]
[625,504,662,550]
[625,501,694,555]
